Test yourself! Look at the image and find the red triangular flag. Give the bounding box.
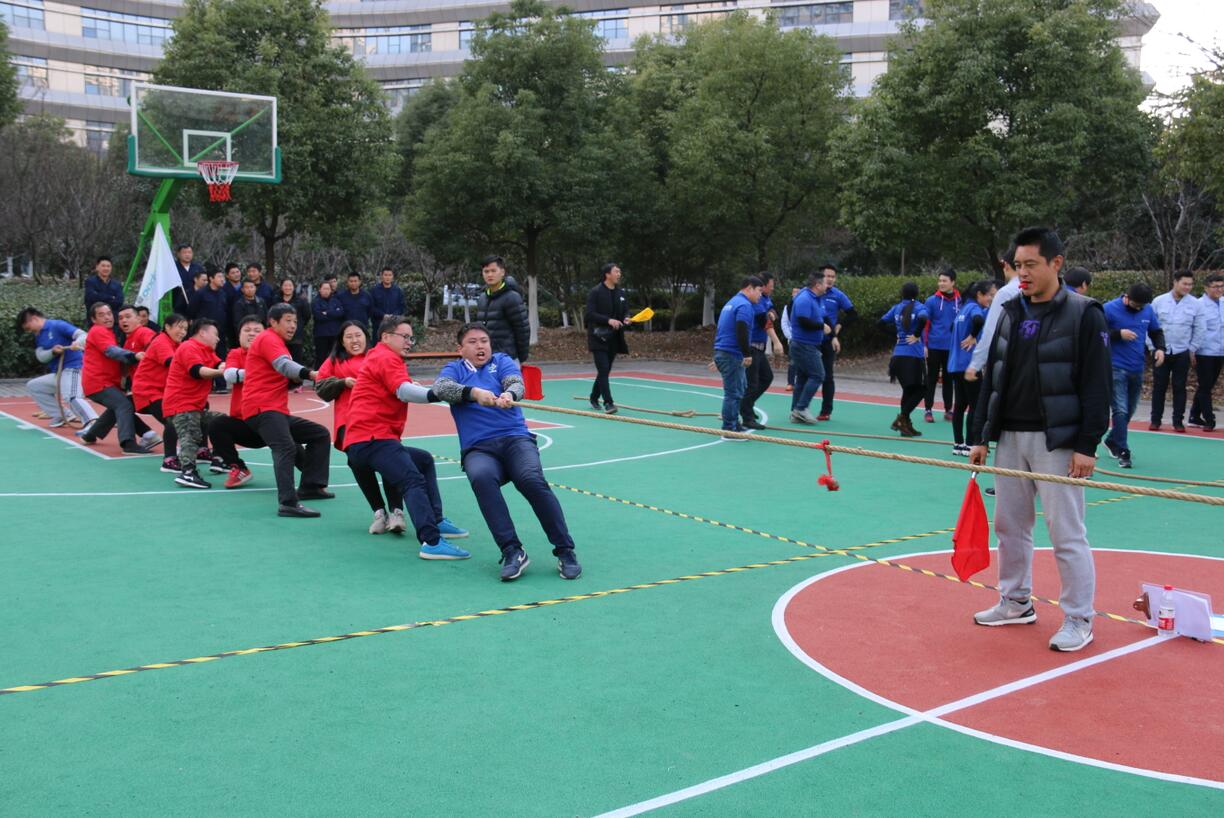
[952,476,991,581]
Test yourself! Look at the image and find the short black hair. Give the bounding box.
[280,277,295,287]
[237,314,264,332]
[938,268,957,282]
[1012,227,1065,263]
[740,275,764,290]
[267,303,296,322]
[1126,283,1154,305]
[806,271,825,287]
[1064,267,1093,290]
[245,263,262,273]
[175,243,192,252]
[1172,270,1195,283]
[1205,273,1224,286]
[480,255,505,269]
[377,314,409,337]
[95,255,111,266]
[189,317,218,336]
[162,312,188,329]
[117,303,138,315]
[15,306,44,331]
[225,262,241,273]
[1001,244,1017,268]
[347,271,361,279]
[333,320,370,362]
[381,266,394,274]
[241,278,256,288]
[820,263,839,275]
[136,305,150,316]
[757,272,775,286]
[193,271,208,281]
[208,268,225,281]
[89,302,111,320]
[964,279,995,302]
[456,322,490,344]
[600,262,619,280]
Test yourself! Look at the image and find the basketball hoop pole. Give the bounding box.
[122,177,183,317]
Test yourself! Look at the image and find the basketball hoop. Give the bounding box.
[197,160,239,202]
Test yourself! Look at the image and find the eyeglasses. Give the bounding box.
[388,332,415,343]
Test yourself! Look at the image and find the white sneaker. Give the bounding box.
[141,430,163,447]
[1049,617,1094,652]
[974,598,1037,626]
[387,509,407,534]
[369,509,388,535]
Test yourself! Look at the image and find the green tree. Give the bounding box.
[407,0,645,342]
[154,0,397,275]
[0,21,20,128]
[835,0,1156,271]
[1167,51,1224,202]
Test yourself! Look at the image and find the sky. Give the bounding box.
[1141,0,1224,97]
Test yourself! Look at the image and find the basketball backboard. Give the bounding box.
[128,83,280,184]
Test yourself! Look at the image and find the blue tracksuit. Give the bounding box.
[948,302,986,373]
[923,291,960,351]
[816,287,853,333]
[882,300,929,358]
[36,319,84,370]
[714,293,755,359]
[438,354,532,451]
[789,288,826,346]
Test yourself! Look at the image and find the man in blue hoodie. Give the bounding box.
[923,270,960,422]
[1103,283,1165,468]
[432,324,582,582]
[713,276,763,438]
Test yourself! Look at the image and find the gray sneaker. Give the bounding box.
[791,408,817,424]
[1049,617,1094,652]
[973,598,1037,626]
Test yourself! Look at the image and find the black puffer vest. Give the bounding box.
[975,288,1102,452]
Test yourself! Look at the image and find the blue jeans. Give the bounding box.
[462,434,574,555]
[789,341,826,413]
[713,351,747,430]
[1106,368,1142,452]
[346,439,441,544]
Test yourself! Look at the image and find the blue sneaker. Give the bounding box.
[500,547,530,581]
[437,517,468,539]
[557,550,582,580]
[419,540,471,561]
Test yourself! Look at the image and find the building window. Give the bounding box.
[81,8,171,46]
[13,55,48,90]
[573,9,630,41]
[459,22,475,50]
[890,0,923,19]
[773,2,854,28]
[0,0,45,30]
[335,26,431,57]
[85,120,115,156]
[84,67,147,97]
[382,79,427,115]
[661,2,736,36]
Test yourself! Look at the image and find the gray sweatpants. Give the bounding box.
[26,367,98,424]
[992,431,1096,621]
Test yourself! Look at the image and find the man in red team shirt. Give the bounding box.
[79,303,151,454]
[344,315,470,559]
[162,318,228,488]
[207,315,268,489]
[243,303,332,517]
[131,313,189,472]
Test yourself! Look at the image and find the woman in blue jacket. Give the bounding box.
[879,282,929,437]
[311,279,346,365]
[947,280,996,455]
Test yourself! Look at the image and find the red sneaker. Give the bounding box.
[1149,422,1161,431]
[225,466,253,489]
[816,414,831,421]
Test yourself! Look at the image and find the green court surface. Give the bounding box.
[2,373,1222,816]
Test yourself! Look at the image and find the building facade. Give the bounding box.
[4,0,1158,153]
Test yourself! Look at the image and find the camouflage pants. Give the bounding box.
[171,410,222,471]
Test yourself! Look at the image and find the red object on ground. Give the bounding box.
[952,476,990,580]
[521,365,544,400]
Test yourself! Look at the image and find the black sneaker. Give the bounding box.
[500,547,530,582]
[984,487,996,497]
[120,440,151,454]
[298,487,335,500]
[604,403,618,415]
[278,503,320,518]
[1103,439,1122,459]
[589,399,601,411]
[208,457,228,474]
[742,419,767,430]
[175,468,211,489]
[557,550,582,580]
[1188,416,1204,427]
[1118,449,1133,469]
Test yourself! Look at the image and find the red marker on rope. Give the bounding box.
[816,440,840,491]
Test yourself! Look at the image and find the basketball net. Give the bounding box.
[197,160,239,202]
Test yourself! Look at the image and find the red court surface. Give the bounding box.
[780,549,1224,784]
[0,392,565,459]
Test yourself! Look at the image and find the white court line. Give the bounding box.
[0,482,361,498]
[0,408,110,459]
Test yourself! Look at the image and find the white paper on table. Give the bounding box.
[1140,583,1215,642]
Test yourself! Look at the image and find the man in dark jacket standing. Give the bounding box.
[369,267,407,326]
[84,256,124,324]
[173,244,205,316]
[231,280,268,333]
[337,272,374,331]
[969,227,1112,654]
[475,255,531,362]
[585,263,629,413]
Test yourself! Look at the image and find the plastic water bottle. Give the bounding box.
[1157,585,1176,638]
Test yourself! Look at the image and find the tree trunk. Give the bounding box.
[446,286,455,321]
[561,308,569,328]
[525,228,540,345]
[702,282,716,327]
[423,291,432,329]
[670,284,682,332]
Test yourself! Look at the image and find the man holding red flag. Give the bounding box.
[969,227,1112,653]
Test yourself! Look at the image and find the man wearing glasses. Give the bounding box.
[1191,274,1224,432]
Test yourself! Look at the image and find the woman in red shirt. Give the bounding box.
[316,321,405,535]
[131,313,189,472]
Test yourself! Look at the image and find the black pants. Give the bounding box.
[138,399,179,459]
[951,373,981,445]
[87,386,138,445]
[247,411,330,506]
[740,348,774,424]
[313,337,336,368]
[892,356,925,417]
[207,414,268,470]
[591,349,617,405]
[346,439,443,544]
[924,348,953,412]
[1192,355,1224,425]
[1151,350,1191,425]
[819,337,837,416]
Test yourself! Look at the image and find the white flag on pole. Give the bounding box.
[134,223,182,322]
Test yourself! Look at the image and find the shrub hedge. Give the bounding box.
[0,281,90,379]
